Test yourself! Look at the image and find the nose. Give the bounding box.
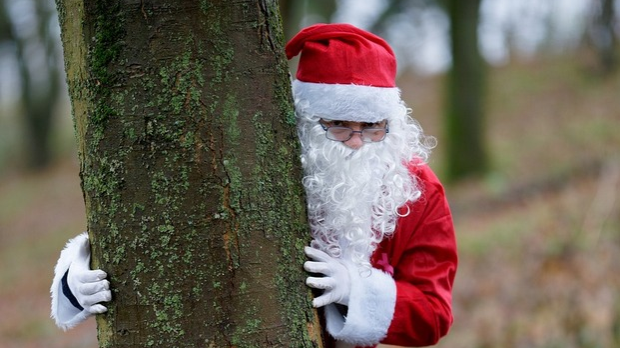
[343,132,364,149]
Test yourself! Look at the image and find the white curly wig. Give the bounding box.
[293,80,436,269]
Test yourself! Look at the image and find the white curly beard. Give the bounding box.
[296,102,432,268]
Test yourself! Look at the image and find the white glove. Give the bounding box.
[66,236,111,314]
[304,246,351,308]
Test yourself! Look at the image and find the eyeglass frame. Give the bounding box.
[319,119,390,143]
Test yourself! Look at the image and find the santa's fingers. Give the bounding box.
[74,270,108,284]
[80,288,112,307]
[312,291,337,308]
[77,279,109,296]
[86,304,108,314]
[306,276,336,290]
[304,247,332,262]
[303,260,332,275]
[73,234,92,263]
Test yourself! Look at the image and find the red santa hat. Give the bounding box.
[286,23,402,123]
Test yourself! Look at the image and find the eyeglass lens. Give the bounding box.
[326,127,387,142]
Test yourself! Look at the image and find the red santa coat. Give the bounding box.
[323,164,457,348]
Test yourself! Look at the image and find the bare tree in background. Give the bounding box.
[54,0,323,346]
[1,0,62,170]
[442,0,487,182]
[371,0,488,182]
[589,0,617,73]
[0,1,10,44]
[279,0,337,40]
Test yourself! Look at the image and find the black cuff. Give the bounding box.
[62,270,84,311]
[335,303,348,317]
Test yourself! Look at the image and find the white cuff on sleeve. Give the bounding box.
[324,265,397,346]
[50,232,93,330]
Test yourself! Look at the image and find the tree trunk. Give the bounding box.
[8,0,61,170]
[444,0,487,182]
[279,0,337,40]
[54,0,323,347]
[593,0,617,73]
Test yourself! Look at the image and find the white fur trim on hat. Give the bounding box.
[50,232,93,330]
[323,264,397,346]
[292,80,402,123]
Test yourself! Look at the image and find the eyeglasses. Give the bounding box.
[319,121,389,143]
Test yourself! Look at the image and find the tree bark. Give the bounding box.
[55,0,323,347]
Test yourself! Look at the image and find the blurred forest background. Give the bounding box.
[1,0,619,347]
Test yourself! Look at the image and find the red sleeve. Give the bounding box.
[373,164,458,346]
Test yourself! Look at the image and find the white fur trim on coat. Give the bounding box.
[324,264,397,346]
[292,80,402,123]
[50,232,93,330]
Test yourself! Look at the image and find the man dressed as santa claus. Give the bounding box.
[287,23,457,348]
[50,23,457,348]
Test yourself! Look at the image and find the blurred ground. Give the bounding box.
[0,160,97,348]
[1,56,619,347]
